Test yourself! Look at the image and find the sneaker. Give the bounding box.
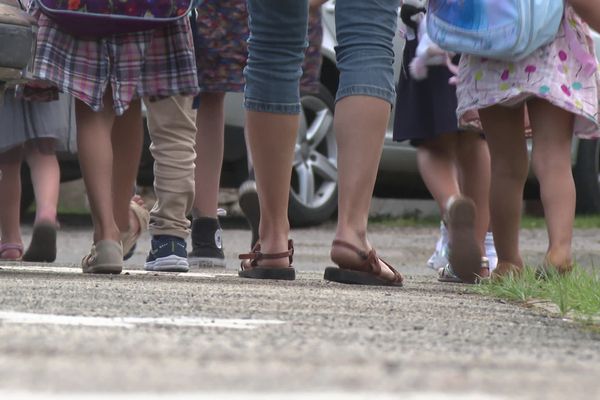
[426,221,449,270]
[144,235,189,272]
[188,217,226,268]
[238,180,260,249]
[485,231,498,272]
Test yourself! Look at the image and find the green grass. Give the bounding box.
[473,266,600,322]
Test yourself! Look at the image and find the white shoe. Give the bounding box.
[427,221,449,270]
[485,231,498,272]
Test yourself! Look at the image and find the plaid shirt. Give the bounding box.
[33,16,199,115]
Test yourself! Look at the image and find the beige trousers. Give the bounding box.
[144,95,197,239]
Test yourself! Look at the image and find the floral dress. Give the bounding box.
[456,6,600,138]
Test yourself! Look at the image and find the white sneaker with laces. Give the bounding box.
[427,221,449,270]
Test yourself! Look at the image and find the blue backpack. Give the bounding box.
[427,0,564,61]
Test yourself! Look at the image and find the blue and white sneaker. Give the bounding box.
[144,235,189,272]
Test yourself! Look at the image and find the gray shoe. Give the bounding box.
[81,240,123,274]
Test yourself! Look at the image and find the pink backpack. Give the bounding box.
[37,0,193,37]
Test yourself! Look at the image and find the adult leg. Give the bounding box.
[478,105,527,273]
[0,146,25,259]
[329,0,402,283]
[243,0,308,269]
[528,98,575,272]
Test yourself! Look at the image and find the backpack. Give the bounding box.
[37,0,193,38]
[426,0,564,61]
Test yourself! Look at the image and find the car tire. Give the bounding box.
[574,138,600,214]
[288,83,338,227]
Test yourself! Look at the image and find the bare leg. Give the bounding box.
[0,146,24,257]
[528,99,575,270]
[331,96,397,280]
[417,133,460,215]
[455,132,491,252]
[24,141,60,225]
[193,92,225,218]
[479,105,527,269]
[111,99,143,235]
[76,93,118,243]
[245,111,298,267]
[569,0,600,32]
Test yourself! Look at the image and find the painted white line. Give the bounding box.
[0,311,284,330]
[0,392,513,400]
[0,264,236,278]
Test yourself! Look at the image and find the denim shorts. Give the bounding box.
[244,0,400,115]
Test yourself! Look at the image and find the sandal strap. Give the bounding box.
[239,239,294,267]
[332,239,403,284]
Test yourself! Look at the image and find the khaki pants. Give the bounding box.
[144,96,197,239]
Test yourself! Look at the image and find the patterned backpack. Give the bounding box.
[427,0,564,61]
[37,0,193,37]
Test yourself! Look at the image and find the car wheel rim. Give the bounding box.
[291,94,337,209]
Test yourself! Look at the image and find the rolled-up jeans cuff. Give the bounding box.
[244,98,301,114]
[336,84,396,105]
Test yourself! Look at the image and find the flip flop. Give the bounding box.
[22,222,57,262]
[446,196,482,284]
[324,240,403,287]
[0,243,24,261]
[121,200,149,261]
[239,239,295,280]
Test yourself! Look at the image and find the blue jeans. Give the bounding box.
[244,0,400,114]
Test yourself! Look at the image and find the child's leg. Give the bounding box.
[24,140,60,225]
[193,92,225,218]
[478,104,528,270]
[568,0,600,32]
[75,94,118,243]
[528,98,575,270]
[111,99,143,235]
[416,133,461,216]
[0,146,25,257]
[455,131,491,252]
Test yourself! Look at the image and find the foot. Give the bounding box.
[238,240,295,280]
[330,239,399,282]
[122,196,149,260]
[0,243,24,261]
[542,249,573,275]
[326,238,403,286]
[491,262,523,281]
[81,240,123,274]
[188,217,226,268]
[145,235,189,272]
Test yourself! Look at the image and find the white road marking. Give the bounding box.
[0,264,236,278]
[0,311,284,330]
[0,393,514,400]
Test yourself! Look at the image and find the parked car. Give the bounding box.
[15,1,600,224]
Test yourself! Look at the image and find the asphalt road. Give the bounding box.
[1,219,599,399]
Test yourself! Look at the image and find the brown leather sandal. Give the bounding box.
[238,239,295,280]
[324,240,403,287]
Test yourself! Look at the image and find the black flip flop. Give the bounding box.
[23,222,57,263]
